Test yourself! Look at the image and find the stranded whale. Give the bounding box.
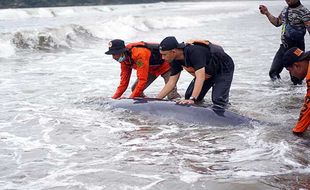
[107,98,253,126]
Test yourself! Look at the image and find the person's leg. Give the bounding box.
[184,79,195,100]
[161,71,181,100]
[269,45,286,80]
[298,41,305,51]
[131,79,138,92]
[131,74,157,97]
[185,78,214,101]
[211,67,234,110]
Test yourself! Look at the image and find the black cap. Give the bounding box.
[159,36,185,51]
[105,39,126,55]
[283,47,310,68]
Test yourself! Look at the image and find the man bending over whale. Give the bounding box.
[156,36,234,110]
[283,47,310,134]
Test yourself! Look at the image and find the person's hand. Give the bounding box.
[177,99,195,105]
[259,5,268,15]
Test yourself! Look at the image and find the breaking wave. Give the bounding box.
[10,24,100,51]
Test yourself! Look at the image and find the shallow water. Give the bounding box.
[1,1,310,189]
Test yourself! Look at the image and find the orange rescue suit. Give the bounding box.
[112,44,170,99]
[293,63,310,133]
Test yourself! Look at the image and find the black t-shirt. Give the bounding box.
[170,44,230,77]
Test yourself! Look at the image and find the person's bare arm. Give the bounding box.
[178,67,206,105]
[259,5,282,27]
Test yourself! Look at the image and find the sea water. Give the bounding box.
[0,1,310,189]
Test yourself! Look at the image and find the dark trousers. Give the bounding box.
[185,67,234,109]
[131,70,181,100]
[269,42,305,84]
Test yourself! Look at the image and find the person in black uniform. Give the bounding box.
[156,36,234,110]
[259,0,310,84]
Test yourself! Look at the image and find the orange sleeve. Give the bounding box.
[129,48,150,98]
[293,72,310,133]
[112,63,132,99]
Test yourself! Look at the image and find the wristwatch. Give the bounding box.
[189,96,197,102]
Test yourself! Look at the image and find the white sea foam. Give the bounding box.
[88,16,141,40]
[234,170,270,178]
[144,16,204,30]
[179,170,202,183]
[229,130,290,163]
[0,9,30,20]
[52,8,76,17]
[0,132,42,151]
[0,39,15,58]
[27,8,55,18]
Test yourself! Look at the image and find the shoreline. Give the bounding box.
[0,0,280,9]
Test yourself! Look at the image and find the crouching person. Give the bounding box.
[283,47,310,135]
[105,39,180,100]
[156,36,234,110]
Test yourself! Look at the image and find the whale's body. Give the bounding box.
[108,99,252,126]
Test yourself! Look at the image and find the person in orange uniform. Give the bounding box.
[105,39,180,99]
[283,47,310,134]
